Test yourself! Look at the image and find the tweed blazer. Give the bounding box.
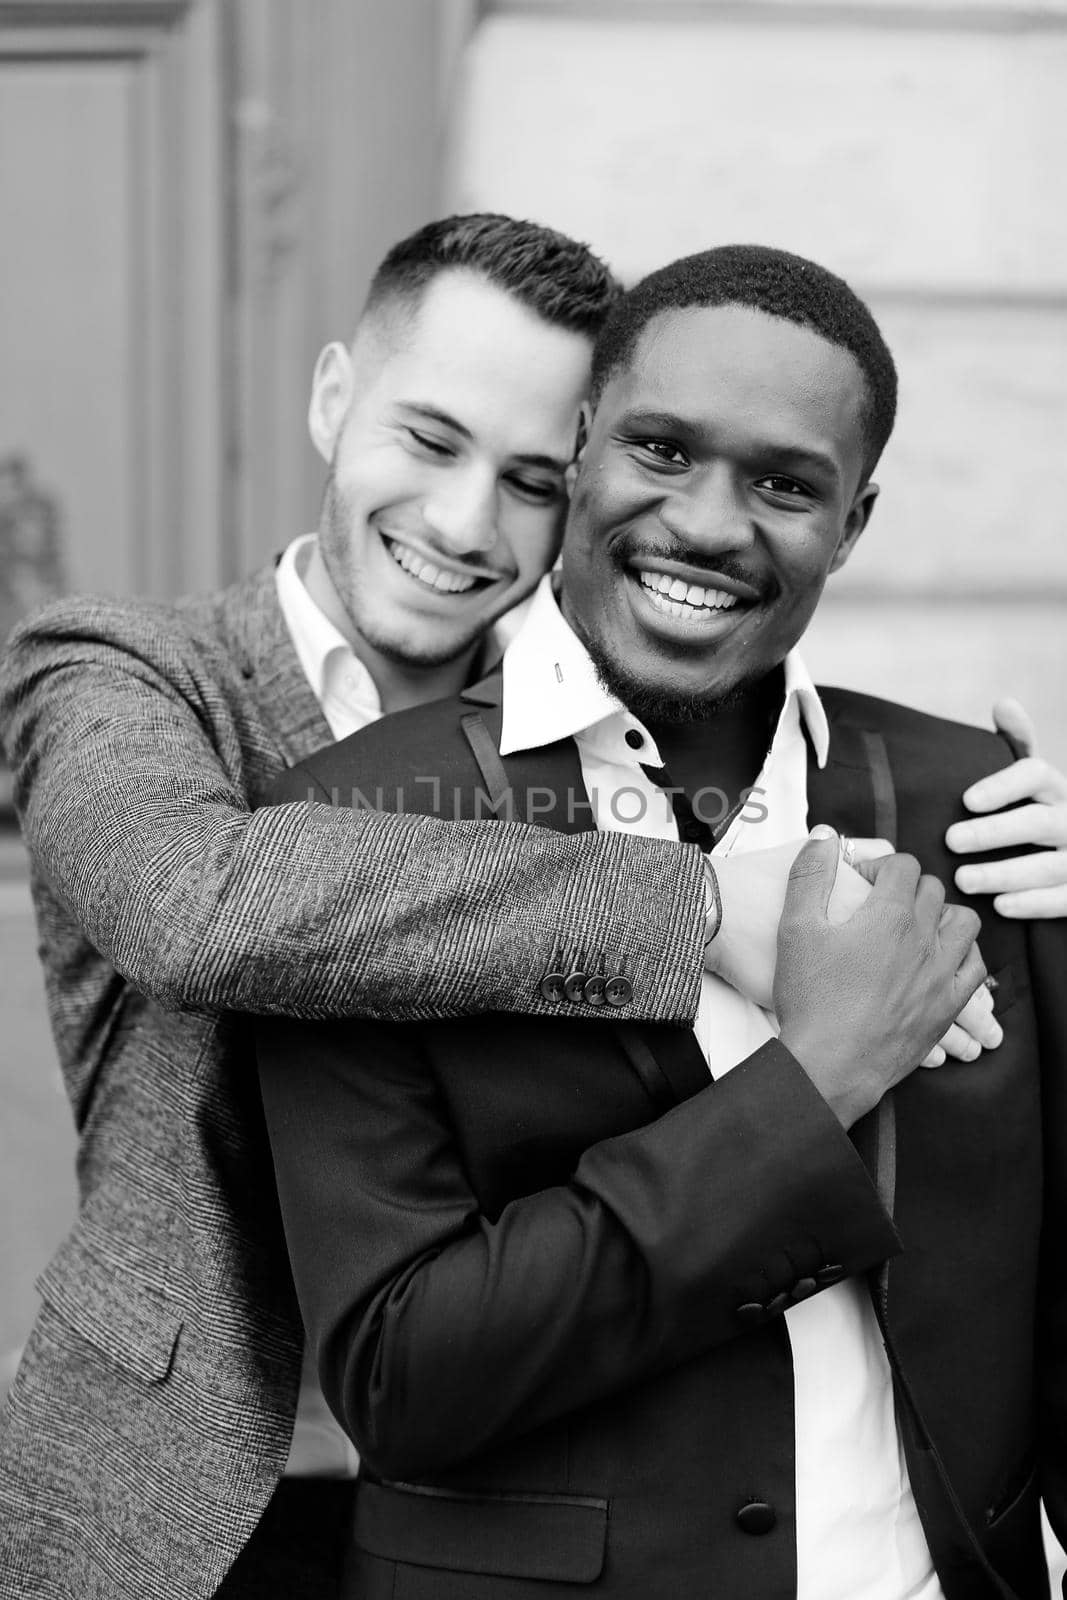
[260,681,1067,1600]
[0,566,705,1600]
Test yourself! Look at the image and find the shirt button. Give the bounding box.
[604,976,633,1007]
[539,972,565,1003]
[736,1501,776,1536]
[624,728,644,750]
[563,970,588,1003]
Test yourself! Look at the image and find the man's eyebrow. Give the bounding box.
[614,408,841,486]
[399,402,571,474]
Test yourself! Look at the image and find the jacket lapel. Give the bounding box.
[460,675,713,1111]
[226,564,334,767]
[808,692,901,1301]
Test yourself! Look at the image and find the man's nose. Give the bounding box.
[422,469,498,559]
[658,469,754,554]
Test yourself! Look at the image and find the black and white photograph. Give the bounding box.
[1,2,1066,1596]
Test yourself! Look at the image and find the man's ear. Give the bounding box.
[308,342,354,464]
[564,401,593,496]
[830,481,879,575]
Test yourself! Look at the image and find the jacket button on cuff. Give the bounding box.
[816,1262,846,1287]
[605,976,633,1007]
[563,971,588,1003]
[540,972,566,1003]
[791,1276,817,1302]
[583,975,607,1006]
[764,1291,791,1317]
[736,1501,777,1536]
[736,1302,766,1328]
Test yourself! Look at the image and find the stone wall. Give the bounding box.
[445,0,1067,764]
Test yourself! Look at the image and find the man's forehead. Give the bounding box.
[613,302,869,456]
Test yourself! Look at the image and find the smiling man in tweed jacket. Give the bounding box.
[1,216,1065,1600]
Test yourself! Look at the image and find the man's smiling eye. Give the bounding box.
[757,474,811,499]
[633,439,688,468]
[506,475,559,504]
[407,427,454,458]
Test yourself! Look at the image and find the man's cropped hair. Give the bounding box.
[591,243,898,479]
[364,213,622,340]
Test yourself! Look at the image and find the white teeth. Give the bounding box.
[637,570,740,615]
[385,538,479,593]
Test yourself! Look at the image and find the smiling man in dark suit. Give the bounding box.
[258,245,1067,1600]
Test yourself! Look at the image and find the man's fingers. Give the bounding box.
[781,827,841,921]
[993,885,1067,920]
[915,873,946,927]
[937,901,982,967]
[953,941,988,1007]
[955,849,1067,897]
[991,697,1038,761]
[919,1045,947,1070]
[958,757,1067,819]
[947,801,1067,856]
[937,1022,982,1063]
[951,983,1002,1051]
[848,837,894,863]
[866,851,922,905]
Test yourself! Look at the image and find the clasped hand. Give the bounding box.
[706,837,999,1069]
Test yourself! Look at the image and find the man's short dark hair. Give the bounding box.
[364,213,623,341]
[591,244,898,479]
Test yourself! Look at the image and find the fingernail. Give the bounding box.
[809,825,835,841]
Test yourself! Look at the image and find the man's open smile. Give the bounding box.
[379,531,503,599]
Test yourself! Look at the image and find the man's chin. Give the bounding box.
[583,633,755,724]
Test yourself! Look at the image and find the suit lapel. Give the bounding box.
[809,693,901,1303]
[460,675,713,1111]
[226,564,334,767]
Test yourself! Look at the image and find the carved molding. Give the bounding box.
[0,1,188,25]
[483,0,1067,31]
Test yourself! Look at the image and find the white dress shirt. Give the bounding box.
[501,575,944,1600]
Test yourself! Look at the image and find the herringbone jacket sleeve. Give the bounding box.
[0,594,705,1023]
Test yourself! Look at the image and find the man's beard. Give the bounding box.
[319,476,488,671]
[579,623,755,723]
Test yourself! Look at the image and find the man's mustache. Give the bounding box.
[610,538,767,596]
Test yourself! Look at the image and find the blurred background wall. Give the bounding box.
[1,0,1065,1568]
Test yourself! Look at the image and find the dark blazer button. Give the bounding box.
[791,1276,817,1302]
[765,1291,791,1317]
[540,972,566,1003]
[583,975,607,1006]
[736,1302,766,1328]
[563,970,588,1003]
[816,1263,846,1287]
[736,1501,776,1536]
[605,976,633,1007]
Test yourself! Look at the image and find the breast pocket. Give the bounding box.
[35,1227,183,1385]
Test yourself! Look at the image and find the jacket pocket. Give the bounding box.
[355,1478,609,1584]
[35,1228,183,1385]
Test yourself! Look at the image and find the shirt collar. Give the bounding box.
[275,534,378,709]
[277,531,532,704]
[500,573,830,769]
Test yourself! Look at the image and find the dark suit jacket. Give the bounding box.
[0,573,705,1600]
[258,678,1067,1600]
